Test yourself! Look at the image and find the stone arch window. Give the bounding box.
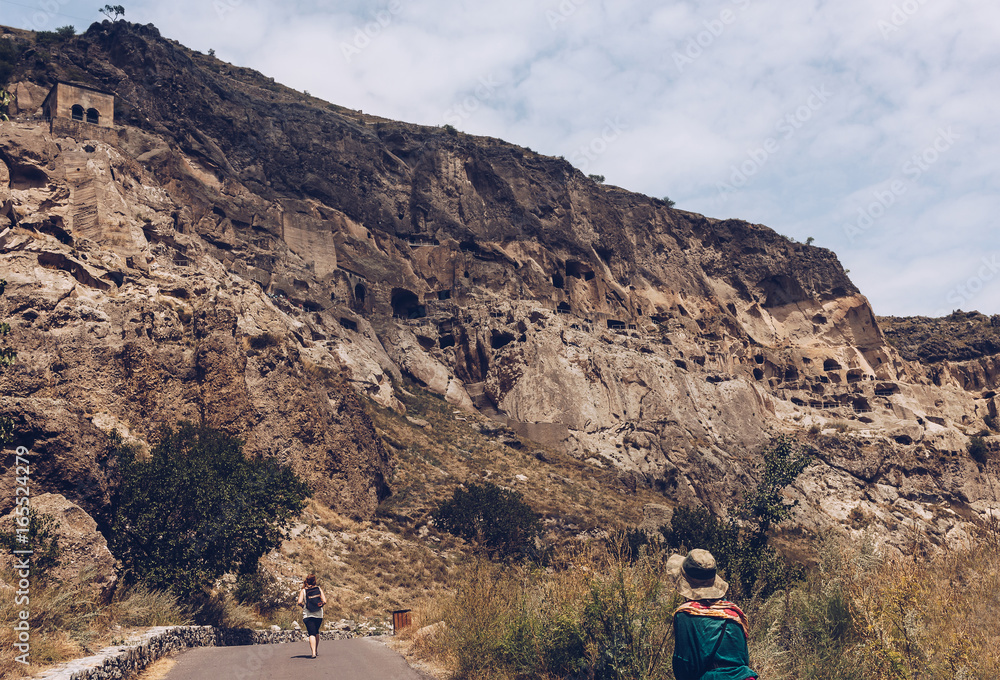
[354,283,367,305]
[71,104,84,121]
[86,108,100,124]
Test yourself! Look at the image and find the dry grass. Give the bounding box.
[405,522,1000,680]
[249,378,667,629]
[371,379,661,546]
[407,541,678,680]
[278,506,458,626]
[134,656,178,680]
[755,521,1000,680]
[0,573,187,678]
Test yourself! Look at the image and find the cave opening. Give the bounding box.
[391,288,425,319]
[491,331,517,349]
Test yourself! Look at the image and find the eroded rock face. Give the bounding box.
[0,123,392,519]
[0,493,117,595]
[0,22,998,551]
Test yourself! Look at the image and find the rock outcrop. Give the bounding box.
[0,493,117,594]
[0,21,998,549]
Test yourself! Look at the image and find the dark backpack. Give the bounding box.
[305,586,322,611]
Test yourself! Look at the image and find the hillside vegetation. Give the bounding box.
[879,310,1000,363]
[402,522,1000,680]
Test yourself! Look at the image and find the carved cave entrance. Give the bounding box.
[391,288,425,319]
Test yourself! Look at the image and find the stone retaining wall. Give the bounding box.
[35,626,355,680]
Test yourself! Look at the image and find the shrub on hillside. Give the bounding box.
[433,548,674,680]
[0,510,61,578]
[35,26,75,45]
[969,435,990,465]
[108,423,310,599]
[660,435,812,599]
[0,41,23,94]
[432,481,541,561]
[234,565,290,615]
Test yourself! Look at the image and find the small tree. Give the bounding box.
[661,505,730,556]
[36,26,75,44]
[662,435,812,599]
[661,196,676,208]
[109,423,310,598]
[588,174,605,183]
[432,481,541,561]
[969,435,990,465]
[100,4,125,21]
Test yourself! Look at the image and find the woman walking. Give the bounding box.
[296,574,327,658]
[668,549,758,680]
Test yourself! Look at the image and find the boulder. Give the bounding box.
[0,493,117,596]
[639,503,673,534]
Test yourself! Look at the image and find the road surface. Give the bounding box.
[163,637,429,680]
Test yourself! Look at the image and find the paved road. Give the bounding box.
[163,637,428,680]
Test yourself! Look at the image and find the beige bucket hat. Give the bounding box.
[666,549,729,600]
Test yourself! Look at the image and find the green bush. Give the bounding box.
[661,505,730,555]
[969,435,990,465]
[248,331,281,349]
[439,550,673,680]
[108,423,310,599]
[0,279,15,442]
[432,481,541,561]
[582,563,673,680]
[35,26,75,44]
[620,526,659,562]
[0,40,23,89]
[234,565,289,615]
[0,510,61,578]
[661,435,812,599]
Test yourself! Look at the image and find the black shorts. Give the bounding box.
[304,617,322,636]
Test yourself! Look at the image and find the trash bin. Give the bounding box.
[391,609,412,635]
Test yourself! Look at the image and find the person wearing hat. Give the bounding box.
[667,549,758,680]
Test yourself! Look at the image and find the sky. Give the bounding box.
[2,0,999,317]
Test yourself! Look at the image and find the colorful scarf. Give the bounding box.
[673,600,750,639]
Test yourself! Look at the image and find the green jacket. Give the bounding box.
[672,611,757,680]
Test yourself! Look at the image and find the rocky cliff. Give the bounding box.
[1,21,998,549]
